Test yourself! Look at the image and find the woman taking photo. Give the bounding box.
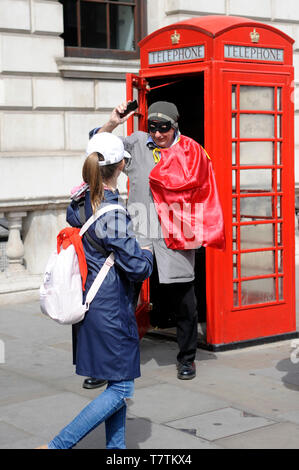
[39,132,153,449]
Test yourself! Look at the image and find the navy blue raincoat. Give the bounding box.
[67,189,153,381]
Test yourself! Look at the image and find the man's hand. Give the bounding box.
[99,102,136,133]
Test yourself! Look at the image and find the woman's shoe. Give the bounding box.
[83,378,107,389]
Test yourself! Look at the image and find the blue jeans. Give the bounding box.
[48,380,134,449]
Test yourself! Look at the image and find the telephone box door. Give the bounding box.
[211,70,295,344]
[126,73,148,134]
[126,73,151,339]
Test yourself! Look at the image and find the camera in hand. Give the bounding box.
[119,100,138,118]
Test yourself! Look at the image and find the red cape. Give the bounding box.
[149,136,225,250]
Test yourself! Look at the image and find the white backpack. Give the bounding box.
[40,204,125,325]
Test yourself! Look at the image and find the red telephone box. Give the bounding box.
[127,15,297,349]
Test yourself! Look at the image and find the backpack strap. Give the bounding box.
[78,201,126,257]
[79,203,126,311]
[84,252,115,310]
[78,201,107,256]
[79,203,126,235]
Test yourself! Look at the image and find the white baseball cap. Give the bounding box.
[86,132,131,167]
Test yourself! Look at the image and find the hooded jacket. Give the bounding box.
[67,189,153,381]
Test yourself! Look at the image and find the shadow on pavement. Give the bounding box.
[276,356,299,392]
[74,416,152,449]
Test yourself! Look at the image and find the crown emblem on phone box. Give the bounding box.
[250,28,260,43]
[171,30,180,45]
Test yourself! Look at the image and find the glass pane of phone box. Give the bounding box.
[240,196,274,220]
[241,250,275,277]
[240,224,275,250]
[240,169,273,192]
[239,86,274,111]
[241,278,276,305]
[240,141,274,165]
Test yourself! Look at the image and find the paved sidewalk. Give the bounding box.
[1,299,299,449]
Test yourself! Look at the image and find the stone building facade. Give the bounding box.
[0,0,298,302]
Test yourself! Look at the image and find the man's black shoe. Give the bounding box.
[83,378,107,389]
[177,361,196,380]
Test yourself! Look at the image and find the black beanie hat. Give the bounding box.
[148,101,179,128]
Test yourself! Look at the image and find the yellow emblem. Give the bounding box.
[171,30,180,45]
[250,28,260,43]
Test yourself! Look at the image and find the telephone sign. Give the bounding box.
[148,45,205,65]
[224,45,284,62]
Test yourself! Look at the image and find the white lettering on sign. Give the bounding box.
[148,45,205,65]
[224,45,284,62]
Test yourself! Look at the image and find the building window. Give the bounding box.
[59,0,147,59]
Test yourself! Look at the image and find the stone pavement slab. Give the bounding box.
[166,407,275,441]
[216,422,299,449]
[0,421,33,447]
[128,382,227,424]
[0,392,90,442]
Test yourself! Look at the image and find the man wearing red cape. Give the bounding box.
[149,133,225,251]
[92,100,225,381]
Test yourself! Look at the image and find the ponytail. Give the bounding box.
[82,152,104,214]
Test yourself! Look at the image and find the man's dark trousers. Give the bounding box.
[150,259,198,364]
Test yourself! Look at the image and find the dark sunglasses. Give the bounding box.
[148,121,172,134]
